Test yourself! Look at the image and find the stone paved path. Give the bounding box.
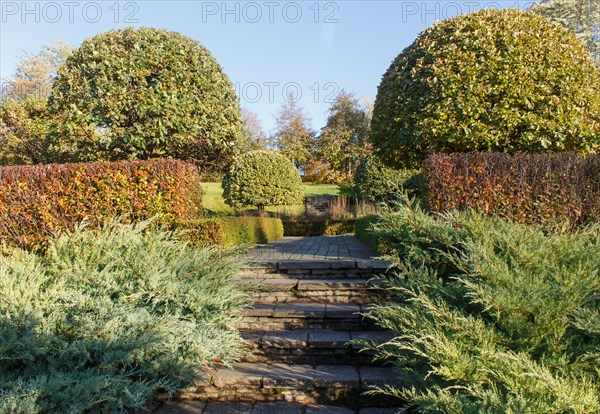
[157,401,400,413]
[246,236,374,262]
[156,236,401,414]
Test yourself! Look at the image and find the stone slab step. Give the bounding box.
[236,278,386,304]
[239,260,391,280]
[238,278,373,290]
[246,259,390,270]
[193,363,404,405]
[242,303,368,318]
[156,401,404,413]
[241,329,395,365]
[237,303,380,331]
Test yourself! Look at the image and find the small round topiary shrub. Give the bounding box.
[222,150,303,214]
[48,27,243,172]
[352,154,421,202]
[370,8,600,168]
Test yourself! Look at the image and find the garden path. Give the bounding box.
[155,236,403,414]
[245,235,375,262]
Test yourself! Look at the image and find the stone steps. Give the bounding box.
[157,251,402,413]
[237,303,381,331]
[193,362,404,406]
[158,401,402,413]
[237,278,387,304]
[241,329,394,365]
[240,259,391,280]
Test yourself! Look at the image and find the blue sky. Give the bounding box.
[0,0,535,133]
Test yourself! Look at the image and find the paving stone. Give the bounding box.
[358,409,404,414]
[241,330,265,343]
[246,261,279,269]
[264,278,300,285]
[243,304,276,317]
[310,268,337,275]
[329,260,358,269]
[356,259,391,270]
[273,303,326,318]
[261,330,310,348]
[306,405,355,414]
[279,261,332,270]
[203,402,254,413]
[325,303,361,318]
[359,366,404,389]
[315,365,359,388]
[262,363,315,389]
[253,279,299,289]
[233,278,263,286]
[245,237,374,262]
[298,279,368,290]
[309,330,351,348]
[250,402,304,414]
[212,363,269,387]
[287,269,310,275]
[156,401,206,414]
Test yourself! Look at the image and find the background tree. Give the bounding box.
[0,98,50,165]
[351,154,421,202]
[271,94,314,171]
[240,108,268,152]
[530,0,600,65]
[0,41,74,166]
[47,27,243,172]
[308,90,372,182]
[222,150,303,215]
[371,9,600,169]
[2,41,73,101]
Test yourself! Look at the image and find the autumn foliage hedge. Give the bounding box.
[423,152,599,226]
[0,159,202,250]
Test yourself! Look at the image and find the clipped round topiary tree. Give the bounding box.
[371,8,600,169]
[48,27,243,172]
[353,154,421,202]
[222,150,303,214]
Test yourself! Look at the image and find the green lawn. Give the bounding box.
[302,183,340,197]
[201,182,339,215]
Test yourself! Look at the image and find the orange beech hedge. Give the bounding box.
[0,159,202,250]
[423,152,599,226]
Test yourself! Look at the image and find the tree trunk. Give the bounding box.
[257,203,265,216]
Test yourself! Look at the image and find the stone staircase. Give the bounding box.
[190,258,404,413]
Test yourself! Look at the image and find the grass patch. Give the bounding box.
[201,182,339,215]
[302,183,340,197]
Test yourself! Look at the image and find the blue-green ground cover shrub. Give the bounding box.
[358,197,600,413]
[0,221,246,413]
